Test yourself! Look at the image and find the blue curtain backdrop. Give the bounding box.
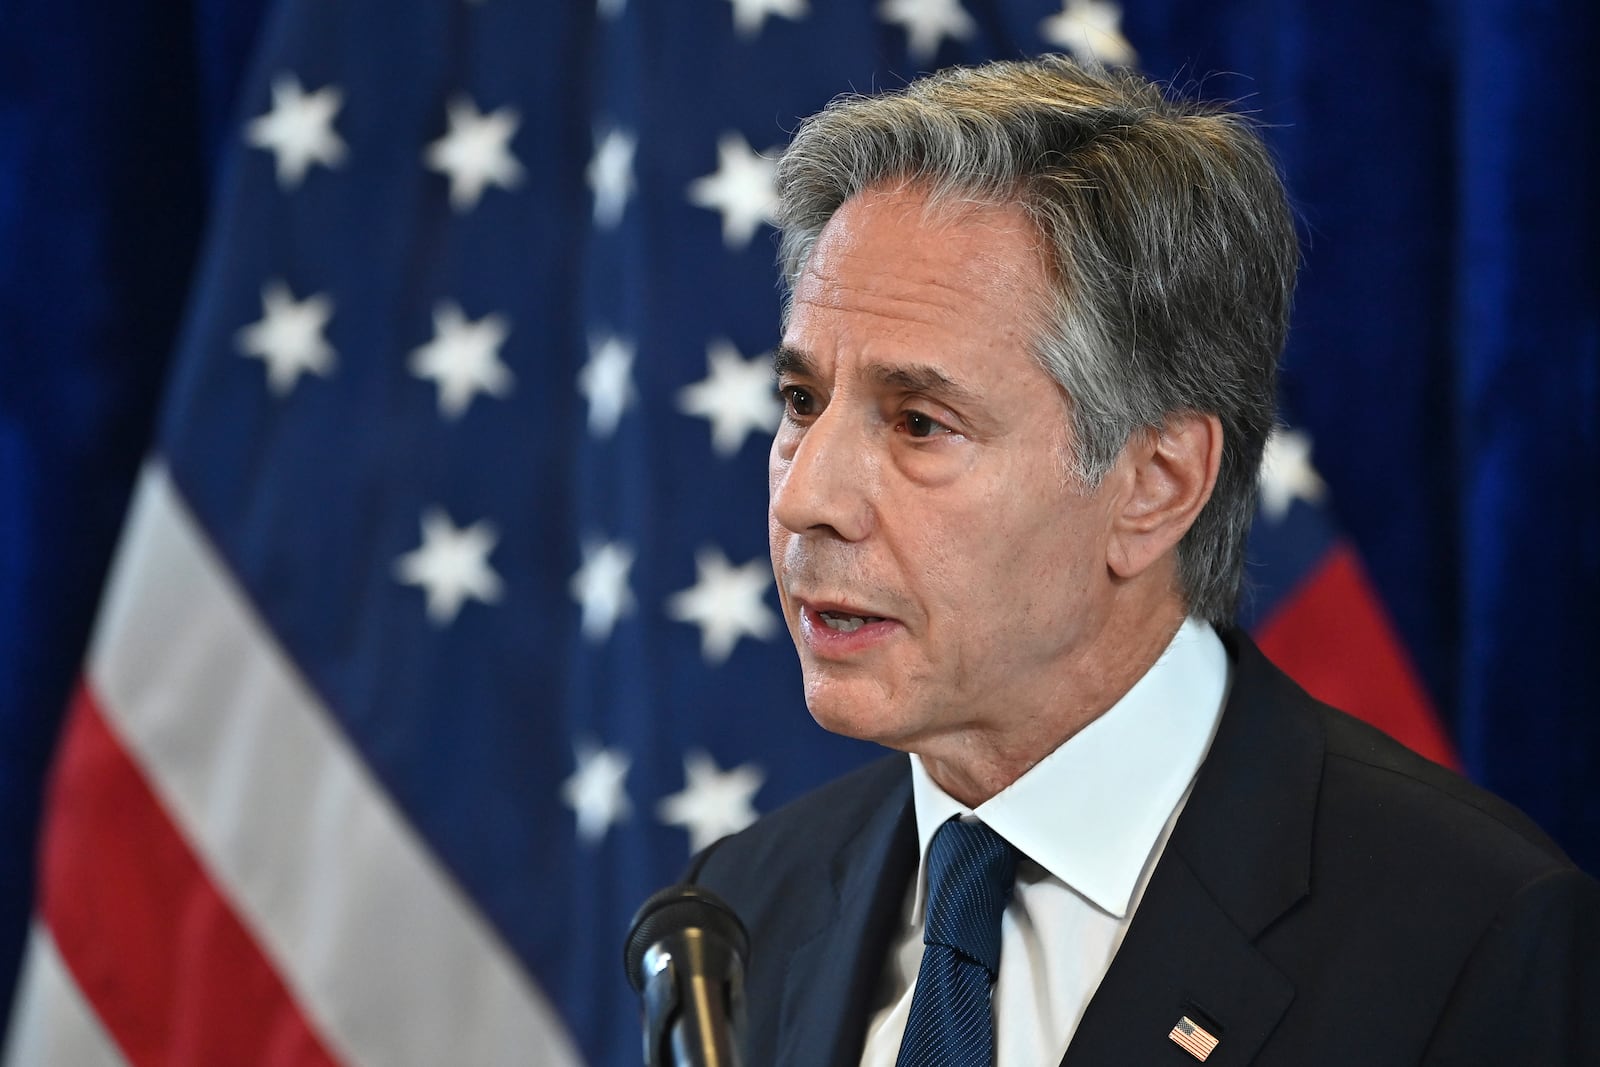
[2,0,1596,1049]
[0,0,273,1029]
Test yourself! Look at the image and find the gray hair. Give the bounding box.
[774,56,1298,624]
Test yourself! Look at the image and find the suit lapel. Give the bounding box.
[1062,853,1295,1064]
[1065,632,1323,1065]
[775,765,917,1067]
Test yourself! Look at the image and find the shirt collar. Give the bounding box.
[909,617,1229,918]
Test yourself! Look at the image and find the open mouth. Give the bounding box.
[818,610,885,633]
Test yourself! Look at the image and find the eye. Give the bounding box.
[901,410,950,438]
[779,385,818,419]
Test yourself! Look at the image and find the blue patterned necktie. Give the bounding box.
[895,818,1020,1067]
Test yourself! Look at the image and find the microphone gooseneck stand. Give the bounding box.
[625,884,749,1067]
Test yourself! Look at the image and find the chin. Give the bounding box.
[806,701,875,743]
[802,676,916,750]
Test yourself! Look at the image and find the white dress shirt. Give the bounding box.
[859,618,1231,1066]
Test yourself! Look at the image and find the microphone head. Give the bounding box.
[624,884,750,993]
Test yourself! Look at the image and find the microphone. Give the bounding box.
[624,884,749,1067]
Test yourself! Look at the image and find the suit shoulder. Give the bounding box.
[1316,703,1576,883]
[1225,630,1574,886]
[688,754,907,878]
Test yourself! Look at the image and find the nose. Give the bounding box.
[769,404,874,542]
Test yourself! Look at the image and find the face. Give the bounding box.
[769,184,1126,760]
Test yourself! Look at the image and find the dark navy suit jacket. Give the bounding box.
[687,631,1600,1065]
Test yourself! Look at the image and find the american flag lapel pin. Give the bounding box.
[1168,1015,1220,1061]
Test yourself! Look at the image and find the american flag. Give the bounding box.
[1167,1015,1220,1061]
[3,2,1449,1065]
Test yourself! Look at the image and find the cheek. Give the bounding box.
[946,494,1086,622]
[767,441,789,540]
[768,433,788,490]
[909,509,1004,622]
[767,511,791,592]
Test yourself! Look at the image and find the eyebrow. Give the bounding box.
[865,362,982,409]
[772,345,984,409]
[772,344,815,380]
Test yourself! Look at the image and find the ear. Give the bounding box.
[1105,413,1223,580]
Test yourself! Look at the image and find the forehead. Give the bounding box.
[785,184,1054,375]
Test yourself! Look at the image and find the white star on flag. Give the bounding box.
[424,95,525,212]
[667,546,779,664]
[562,740,633,845]
[578,333,637,437]
[656,750,765,853]
[409,301,514,419]
[678,340,782,456]
[1258,428,1328,522]
[725,0,808,39]
[597,0,626,17]
[687,132,778,250]
[394,508,505,626]
[235,280,336,396]
[1040,0,1138,68]
[878,0,976,63]
[244,73,348,190]
[570,539,636,642]
[587,128,637,229]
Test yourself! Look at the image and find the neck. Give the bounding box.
[919,599,1189,807]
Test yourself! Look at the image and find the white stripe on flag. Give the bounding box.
[86,460,583,1067]
[3,922,129,1067]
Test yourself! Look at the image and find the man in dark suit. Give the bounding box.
[682,57,1600,1064]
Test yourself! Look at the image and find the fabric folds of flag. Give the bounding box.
[1244,430,1457,770]
[8,463,583,1066]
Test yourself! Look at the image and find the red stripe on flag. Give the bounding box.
[1256,542,1459,770]
[38,683,343,1067]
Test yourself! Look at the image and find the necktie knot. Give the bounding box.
[923,818,1018,979]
